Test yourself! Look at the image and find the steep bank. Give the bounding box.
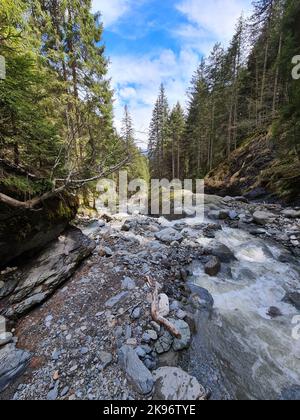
[0,161,78,267]
[205,133,300,204]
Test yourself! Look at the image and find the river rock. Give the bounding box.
[0,343,31,392]
[152,367,207,400]
[283,292,300,311]
[187,284,214,311]
[121,277,136,290]
[105,291,129,309]
[169,319,191,351]
[280,385,300,400]
[0,332,13,347]
[155,228,183,244]
[99,351,113,369]
[205,257,221,276]
[205,241,236,262]
[267,307,282,318]
[253,210,277,225]
[118,345,154,395]
[154,331,173,354]
[281,209,300,219]
[1,227,95,319]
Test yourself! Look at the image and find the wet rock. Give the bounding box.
[253,210,276,225]
[205,241,236,263]
[121,223,131,232]
[267,307,282,318]
[155,228,183,244]
[280,385,300,400]
[118,345,154,395]
[105,291,129,309]
[2,227,95,318]
[187,284,214,312]
[0,343,31,392]
[158,294,170,317]
[205,257,221,277]
[283,292,300,311]
[153,367,207,400]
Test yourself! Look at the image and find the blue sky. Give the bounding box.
[92,0,253,147]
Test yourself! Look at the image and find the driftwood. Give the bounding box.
[147,276,182,339]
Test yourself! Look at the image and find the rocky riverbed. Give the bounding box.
[0,194,300,400]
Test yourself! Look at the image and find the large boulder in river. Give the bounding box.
[0,227,95,319]
[0,193,78,268]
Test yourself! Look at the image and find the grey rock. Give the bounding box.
[135,347,147,359]
[204,241,236,263]
[0,343,31,392]
[99,351,113,369]
[176,310,187,320]
[205,256,221,277]
[154,331,173,354]
[187,284,214,311]
[281,209,300,219]
[2,227,95,318]
[280,385,300,400]
[142,333,151,343]
[131,307,141,320]
[267,307,282,318]
[253,210,276,225]
[118,345,154,395]
[0,332,13,347]
[121,277,136,290]
[47,382,59,400]
[153,367,207,400]
[170,319,191,351]
[145,330,158,341]
[105,291,129,309]
[60,386,70,397]
[283,292,300,311]
[155,228,183,244]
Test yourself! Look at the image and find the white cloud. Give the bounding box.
[109,48,200,148]
[175,0,252,49]
[92,0,132,27]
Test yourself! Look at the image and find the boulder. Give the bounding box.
[153,367,207,400]
[253,210,276,225]
[204,241,236,263]
[0,343,31,392]
[0,227,95,318]
[187,284,214,312]
[0,192,78,268]
[155,228,183,244]
[283,292,300,311]
[281,209,300,219]
[205,257,221,277]
[118,345,154,395]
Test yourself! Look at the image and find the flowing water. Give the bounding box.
[185,223,300,400]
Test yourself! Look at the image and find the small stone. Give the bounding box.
[176,310,187,320]
[121,277,136,290]
[53,370,59,381]
[80,347,89,355]
[105,291,129,309]
[171,319,191,351]
[135,347,147,358]
[131,307,141,320]
[51,350,60,361]
[154,331,173,354]
[47,383,59,400]
[142,333,151,343]
[99,351,113,369]
[60,387,69,397]
[126,338,137,346]
[70,365,78,373]
[145,330,158,341]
